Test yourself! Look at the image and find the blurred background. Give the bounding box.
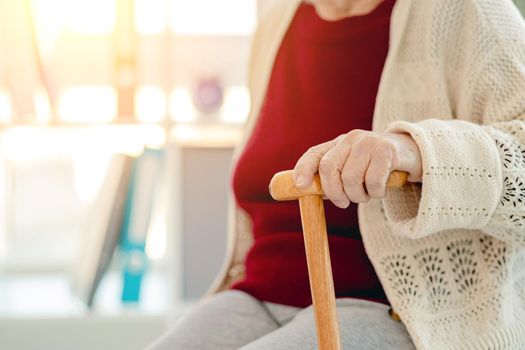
[0,1,523,349]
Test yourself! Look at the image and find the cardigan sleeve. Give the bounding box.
[380,0,525,244]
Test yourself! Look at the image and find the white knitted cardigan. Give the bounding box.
[216,0,525,348]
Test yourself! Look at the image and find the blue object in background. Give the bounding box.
[119,148,164,303]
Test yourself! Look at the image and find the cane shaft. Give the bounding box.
[299,195,341,350]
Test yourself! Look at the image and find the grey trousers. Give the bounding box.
[146,290,416,350]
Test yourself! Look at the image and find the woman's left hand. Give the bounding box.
[292,129,423,208]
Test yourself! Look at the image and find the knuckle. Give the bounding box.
[294,157,311,170]
[349,128,366,137]
[341,177,370,204]
[345,130,365,143]
[319,157,337,174]
[334,133,347,144]
[367,180,385,189]
[374,138,392,149]
[374,139,395,154]
[349,137,370,151]
[366,181,386,198]
[347,130,363,140]
[306,145,324,157]
[293,162,310,177]
[293,159,304,170]
[341,132,354,142]
[341,173,363,186]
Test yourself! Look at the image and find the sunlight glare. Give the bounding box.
[31,0,65,58]
[135,0,167,35]
[34,87,52,123]
[170,0,256,35]
[31,0,115,36]
[0,128,72,162]
[170,87,196,122]
[58,86,117,123]
[73,150,113,203]
[0,89,12,123]
[136,86,167,123]
[145,212,167,261]
[221,86,250,123]
[65,0,115,34]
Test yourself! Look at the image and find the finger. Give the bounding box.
[318,138,353,208]
[341,142,371,204]
[293,137,339,188]
[365,147,393,199]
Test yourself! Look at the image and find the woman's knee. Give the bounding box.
[146,290,280,350]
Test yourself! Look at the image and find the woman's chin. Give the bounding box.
[314,5,351,21]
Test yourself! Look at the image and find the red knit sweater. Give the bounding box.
[231,0,395,308]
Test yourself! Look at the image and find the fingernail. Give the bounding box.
[295,175,306,187]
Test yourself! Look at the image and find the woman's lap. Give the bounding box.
[145,289,297,350]
[242,298,416,350]
[146,290,415,350]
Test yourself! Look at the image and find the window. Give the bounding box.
[0,0,256,270]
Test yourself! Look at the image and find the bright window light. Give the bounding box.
[0,158,6,262]
[171,124,200,140]
[170,87,196,122]
[146,211,167,261]
[65,0,115,34]
[0,128,76,162]
[31,0,64,58]
[58,86,117,123]
[170,0,257,36]
[135,86,167,123]
[32,0,115,35]
[135,0,167,35]
[0,125,165,165]
[73,150,112,203]
[0,240,5,265]
[0,89,12,123]
[34,87,52,123]
[221,85,250,123]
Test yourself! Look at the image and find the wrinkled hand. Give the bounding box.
[292,129,423,208]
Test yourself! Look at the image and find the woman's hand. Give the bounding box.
[292,129,423,208]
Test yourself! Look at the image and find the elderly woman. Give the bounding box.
[148,0,525,349]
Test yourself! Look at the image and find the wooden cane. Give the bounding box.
[269,169,408,350]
